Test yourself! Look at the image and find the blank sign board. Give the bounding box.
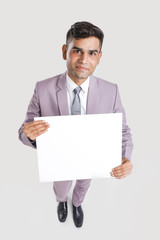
[35,113,122,182]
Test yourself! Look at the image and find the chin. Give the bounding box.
[75,72,90,79]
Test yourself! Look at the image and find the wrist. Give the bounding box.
[28,137,36,143]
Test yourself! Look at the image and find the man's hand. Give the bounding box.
[23,120,50,141]
[110,157,133,179]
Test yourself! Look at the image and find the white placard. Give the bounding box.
[35,113,122,182]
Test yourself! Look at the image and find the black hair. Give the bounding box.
[66,21,104,51]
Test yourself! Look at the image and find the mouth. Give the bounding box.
[76,66,89,71]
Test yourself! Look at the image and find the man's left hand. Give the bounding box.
[110,158,133,179]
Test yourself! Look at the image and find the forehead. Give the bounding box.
[68,37,100,50]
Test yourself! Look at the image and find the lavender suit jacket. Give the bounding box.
[18,72,133,160]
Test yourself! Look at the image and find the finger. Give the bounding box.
[24,120,44,128]
[111,169,126,178]
[24,124,50,140]
[112,165,123,171]
[112,161,132,172]
[24,122,49,133]
[114,169,130,177]
[111,167,125,175]
[111,163,132,176]
[115,173,129,179]
[24,121,50,131]
[113,165,132,175]
[30,122,49,131]
[28,127,49,140]
[32,128,49,138]
[112,167,132,178]
[113,165,131,174]
[110,171,115,177]
[110,171,127,179]
[26,124,49,136]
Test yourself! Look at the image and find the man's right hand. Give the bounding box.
[23,120,50,141]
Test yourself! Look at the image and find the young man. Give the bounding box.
[18,21,133,228]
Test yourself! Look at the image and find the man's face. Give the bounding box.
[62,37,102,85]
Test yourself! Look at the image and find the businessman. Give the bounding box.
[18,21,133,228]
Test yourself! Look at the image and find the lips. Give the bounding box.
[76,66,89,71]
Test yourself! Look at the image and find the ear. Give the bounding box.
[97,51,102,64]
[62,44,67,60]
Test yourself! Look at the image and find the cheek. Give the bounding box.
[90,59,99,68]
[68,55,78,65]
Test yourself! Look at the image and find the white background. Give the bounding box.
[0,0,160,239]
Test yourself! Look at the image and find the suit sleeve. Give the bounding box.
[18,82,40,149]
[113,84,134,161]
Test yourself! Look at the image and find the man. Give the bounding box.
[18,21,133,228]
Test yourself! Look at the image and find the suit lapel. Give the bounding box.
[86,75,99,114]
[56,72,69,115]
[56,73,99,115]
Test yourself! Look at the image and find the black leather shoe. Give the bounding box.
[72,204,84,228]
[57,202,68,222]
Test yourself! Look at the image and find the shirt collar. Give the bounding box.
[66,72,90,93]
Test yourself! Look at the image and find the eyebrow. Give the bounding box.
[72,46,99,53]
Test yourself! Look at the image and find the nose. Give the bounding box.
[78,52,88,64]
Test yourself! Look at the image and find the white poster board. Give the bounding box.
[35,113,122,182]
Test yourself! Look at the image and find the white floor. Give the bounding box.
[1,150,159,240]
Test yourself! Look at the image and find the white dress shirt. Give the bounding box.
[66,73,90,115]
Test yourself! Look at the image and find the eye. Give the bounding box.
[73,49,81,54]
[90,51,97,56]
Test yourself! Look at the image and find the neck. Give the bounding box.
[67,73,87,86]
[71,78,87,86]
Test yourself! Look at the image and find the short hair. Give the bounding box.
[66,21,104,51]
